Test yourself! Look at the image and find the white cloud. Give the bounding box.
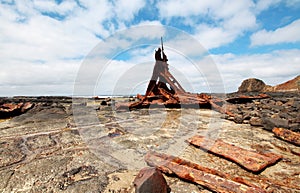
[157,0,300,50]
[0,0,146,96]
[14,0,37,17]
[32,0,77,15]
[0,0,114,60]
[157,0,258,49]
[194,24,237,49]
[113,0,146,21]
[222,9,256,31]
[254,0,300,13]
[254,0,281,13]
[285,0,300,8]
[65,41,300,96]
[167,33,208,56]
[250,19,300,46]
[157,0,212,18]
[122,21,166,41]
[0,59,79,96]
[213,49,300,92]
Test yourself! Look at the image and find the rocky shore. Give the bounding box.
[0,93,299,192]
[225,92,300,132]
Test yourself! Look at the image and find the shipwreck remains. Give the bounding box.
[116,38,271,116]
[273,127,300,146]
[188,135,282,172]
[0,102,34,119]
[117,38,232,113]
[145,151,267,193]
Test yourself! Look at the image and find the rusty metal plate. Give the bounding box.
[145,151,266,193]
[273,127,300,146]
[188,135,282,172]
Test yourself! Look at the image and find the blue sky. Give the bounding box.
[0,0,300,96]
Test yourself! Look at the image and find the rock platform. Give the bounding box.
[0,94,299,192]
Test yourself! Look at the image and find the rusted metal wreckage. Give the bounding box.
[273,127,300,146]
[0,102,34,119]
[114,39,290,192]
[116,38,269,112]
[145,151,267,193]
[188,135,282,172]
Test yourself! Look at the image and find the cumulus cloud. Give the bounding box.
[113,0,146,22]
[193,25,236,50]
[284,0,300,8]
[254,0,281,13]
[250,0,300,14]
[0,0,147,96]
[250,19,300,46]
[0,59,79,96]
[213,49,300,92]
[33,0,78,16]
[157,0,300,50]
[156,0,259,49]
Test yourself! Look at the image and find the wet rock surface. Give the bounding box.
[0,95,299,192]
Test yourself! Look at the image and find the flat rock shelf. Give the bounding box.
[0,96,299,192]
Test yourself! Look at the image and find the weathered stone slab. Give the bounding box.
[0,138,25,167]
[188,135,282,172]
[58,165,98,190]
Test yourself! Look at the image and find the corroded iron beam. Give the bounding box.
[273,127,300,146]
[145,151,266,193]
[188,135,282,172]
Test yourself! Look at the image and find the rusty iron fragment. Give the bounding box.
[133,167,170,193]
[188,135,282,172]
[226,94,270,104]
[273,127,300,146]
[0,102,34,118]
[145,151,267,193]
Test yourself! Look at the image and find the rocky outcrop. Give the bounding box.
[225,92,300,132]
[1,96,300,192]
[238,75,300,93]
[238,78,269,93]
[273,75,300,92]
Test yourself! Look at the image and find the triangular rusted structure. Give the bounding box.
[126,38,222,110]
[144,37,186,97]
[116,38,264,114]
